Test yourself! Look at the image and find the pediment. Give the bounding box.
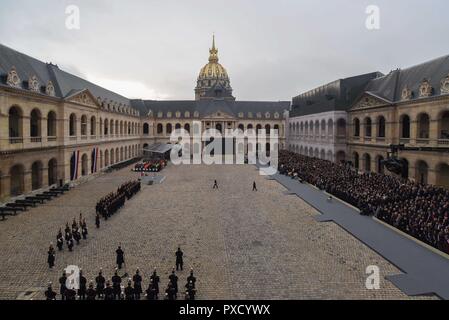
[65,89,100,108]
[351,93,391,110]
[204,110,235,119]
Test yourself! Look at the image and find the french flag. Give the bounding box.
[71,150,80,180]
[91,147,98,173]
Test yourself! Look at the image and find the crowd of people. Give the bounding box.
[278,150,449,254]
[95,181,141,220]
[45,247,197,301]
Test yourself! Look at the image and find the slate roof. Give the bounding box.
[0,43,131,107]
[364,54,449,103]
[131,99,290,119]
[290,72,382,117]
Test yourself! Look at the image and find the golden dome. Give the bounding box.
[197,35,230,81]
[195,35,234,100]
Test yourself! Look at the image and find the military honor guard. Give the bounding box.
[47,243,55,269]
[176,247,184,271]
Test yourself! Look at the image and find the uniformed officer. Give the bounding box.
[95,269,106,299]
[185,280,196,300]
[213,180,219,189]
[150,268,160,296]
[112,269,122,300]
[86,281,96,300]
[253,181,258,191]
[67,234,74,252]
[187,269,197,289]
[59,271,67,300]
[165,281,176,300]
[81,219,88,240]
[65,287,77,300]
[78,269,87,300]
[175,247,184,271]
[47,243,55,269]
[95,213,100,229]
[116,245,125,269]
[104,281,114,300]
[56,229,64,251]
[133,268,143,300]
[145,279,157,300]
[124,279,134,300]
[44,282,57,300]
[169,268,179,296]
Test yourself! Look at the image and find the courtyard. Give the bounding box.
[0,164,433,300]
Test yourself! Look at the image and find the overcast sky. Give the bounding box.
[1,0,448,101]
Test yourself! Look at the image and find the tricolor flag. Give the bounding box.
[70,150,80,180]
[91,147,99,173]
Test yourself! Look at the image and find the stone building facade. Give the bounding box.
[0,38,289,202]
[347,55,449,187]
[287,73,381,162]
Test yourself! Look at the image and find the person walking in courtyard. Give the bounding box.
[116,245,125,269]
[176,247,184,271]
[213,180,219,189]
[47,243,55,269]
[253,181,258,192]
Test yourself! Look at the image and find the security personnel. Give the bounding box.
[86,281,96,300]
[116,245,125,269]
[95,213,100,229]
[145,279,157,300]
[56,230,64,251]
[104,281,114,300]
[169,268,179,296]
[165,282,176,300]
[65,287,77,300]
[112,269,122,300]
[175,247,184,271]
[185,280,196,300]
[47,243,55,269]
[150,268,160,296]
[78,269,87,300]
[133,269,143,300]
[81,219,88,240]
[95,269,106,299]
[44,282,57,300]
[124,279,135,300]
[67,235,74,252]
[59,271,67,300]
[187,269,197,289]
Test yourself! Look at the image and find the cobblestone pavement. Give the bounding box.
[0,164,436,300]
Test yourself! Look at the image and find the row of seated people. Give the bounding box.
[278,150,449,254]
[133,159,168,173]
